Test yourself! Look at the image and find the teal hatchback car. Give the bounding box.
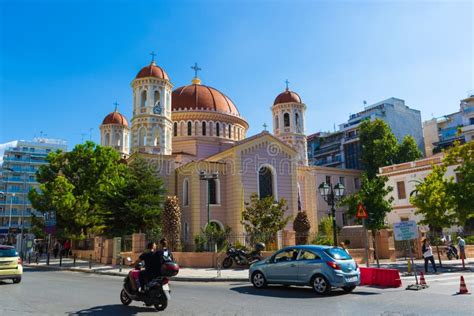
[249,245,360,295]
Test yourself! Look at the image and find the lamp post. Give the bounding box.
[199,171,219,227]
[318,182,345,247]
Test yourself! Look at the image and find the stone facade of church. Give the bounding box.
[100,58,361,249]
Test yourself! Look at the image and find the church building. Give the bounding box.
[100,56,361,249]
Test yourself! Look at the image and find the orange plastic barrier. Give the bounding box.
[359,267,401,288]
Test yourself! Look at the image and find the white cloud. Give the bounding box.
[0,141,18,165]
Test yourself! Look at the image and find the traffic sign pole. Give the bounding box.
[363,218,369,267]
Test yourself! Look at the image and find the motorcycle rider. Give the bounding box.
[156,238,174,263]
[130,241,157,292]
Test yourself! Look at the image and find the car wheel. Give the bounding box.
[312,275,331,295]
[342,285,356,293]
[12,277,21,284]
[120,289,132,305]
[222,257,233,269]
[251,271,267,289]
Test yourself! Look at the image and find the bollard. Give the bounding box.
[89,254,92,269]
[73,254,77,267]
[36,254,39,264]
[118,256,122,272]
[28,254,31,264]
[59,253,63,267]
[407,259,411,274]
[46,252,50,265]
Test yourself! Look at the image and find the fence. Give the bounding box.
[72,239,94,251]
[121,235,132,252]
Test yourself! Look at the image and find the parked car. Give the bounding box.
[0,245,23,283]
[249,245,359,295]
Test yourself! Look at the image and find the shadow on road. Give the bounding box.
[68,304,157,315]
[230,285,380,298]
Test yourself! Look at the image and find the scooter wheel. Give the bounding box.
[154,297,168,311]
[120,289,132,306]
[222,257,233,269]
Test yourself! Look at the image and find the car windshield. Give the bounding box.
[0,248,18,257]
[324,247,352,260]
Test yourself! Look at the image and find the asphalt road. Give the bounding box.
[1,267,473,316]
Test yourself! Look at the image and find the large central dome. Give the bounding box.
[172,82,240,116]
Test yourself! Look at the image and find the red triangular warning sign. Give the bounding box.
[356,203,368,219]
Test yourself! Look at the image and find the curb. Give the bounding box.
[24,264,249,283]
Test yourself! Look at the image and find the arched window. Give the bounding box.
[209,178,220,205]
[228,125,232,138]
[183,178,189,206]
[258,166,274,199]
[284,113,290,127]
[216,122,220,137]
[154,90,160,106]
[202,121,207,136]
[187,121,192,136]
[295,112,300,128]
[153,127,160,146]
[139,127,146,146]
[104,132,110,146]
[115,133,121,146]
[275,115,279,129]
[173,122,178,137]
[141,90,147,108]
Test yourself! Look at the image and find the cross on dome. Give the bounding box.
[113,101,119,112]
[191,62,202,85]
[150,51,156,64]
[285,79,290,91]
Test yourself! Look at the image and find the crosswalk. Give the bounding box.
[401,272,474,293]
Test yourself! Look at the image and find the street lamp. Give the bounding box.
[318,181,345,247]
[199,171,219,227]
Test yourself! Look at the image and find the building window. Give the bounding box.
[259,166,274,199]
[139,128,146,146]
[184,222,189,241]
[284,113,290,127]
[325,176,331,184]
[183,179,189,206]
[202,122,206,136]
[173,122,178,137]
[295,112,299,128]
[228,125,232,138]
[154,90,160,106]
[141,90,147,108]
[400,216,409,222]
[339,176,345,186]
[354,177,361,190]
[275,115,279,129]
[115,133,121,146]
[209,179,220,205]
[187,121,192,136]
[216,123,220,137]
[104,133,110,146]
[397,181,406,199]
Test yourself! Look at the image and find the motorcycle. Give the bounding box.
[120,257,179,311]
[447,244,459,260]
[222,243,265,269]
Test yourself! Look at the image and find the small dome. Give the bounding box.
[274,89,302,105]
[102,111,129,127]
[172,82,240,116]
[136,62,170,81]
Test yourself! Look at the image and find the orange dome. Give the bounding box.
[274,89,302,105]
[172,83,240,116]
[136,62,170,81]
[102,111,129,127]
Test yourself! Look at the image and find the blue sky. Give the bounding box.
[0,0,472,150]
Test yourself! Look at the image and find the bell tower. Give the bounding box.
[130,52,173,155]
[272,80,308,166]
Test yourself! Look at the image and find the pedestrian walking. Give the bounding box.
[422,238,437,274]
[63,240,71,258]
[53,240,60,259]
[457,236,466,259]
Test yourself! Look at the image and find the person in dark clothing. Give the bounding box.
[156,238,174,263]
[132,242,157,292]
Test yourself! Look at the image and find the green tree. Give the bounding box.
[360,119,399,179]
[342,174,394,266]
[29,141,127,239]
[410,165,456,266]
[395,135,422,164]
[443,141,474,226]
[103,157,165,237]
[241,193,290,246]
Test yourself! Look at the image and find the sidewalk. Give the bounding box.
[24,257,249,282]
[24,256,473,282]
